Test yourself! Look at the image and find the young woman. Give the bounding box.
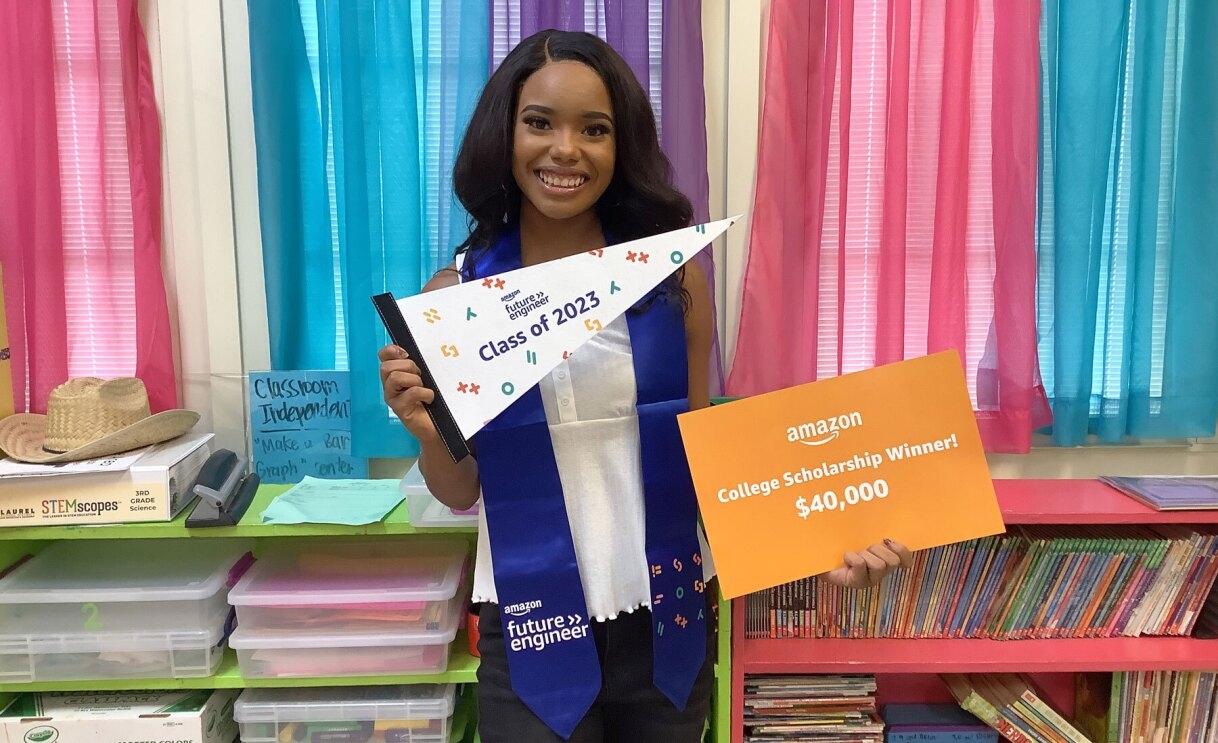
[379,29,912,743]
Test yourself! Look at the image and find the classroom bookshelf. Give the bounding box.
[0,483,733,743]
[729,478,1218,743]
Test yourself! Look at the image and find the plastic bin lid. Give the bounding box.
[399,462,430,498]
[0,539,253,603]
[228,537,467,607]
[400,464,480,526]
[227,601,460,648]
[234,684,456,723]
[0,625,225,654]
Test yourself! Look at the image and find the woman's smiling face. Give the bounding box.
[512,60,616,224]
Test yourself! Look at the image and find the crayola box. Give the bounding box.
[0,689,237,743]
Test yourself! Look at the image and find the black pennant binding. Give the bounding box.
[372,293,472,463]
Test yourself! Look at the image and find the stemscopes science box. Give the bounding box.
[0,433,213,527]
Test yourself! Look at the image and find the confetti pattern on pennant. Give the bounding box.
[393,217,739,439]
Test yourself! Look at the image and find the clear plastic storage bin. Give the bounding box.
[228,592,464,679]
[234,684,457,743]
[227,537,468,635]
[0,627,227,682]
[0,539,251,682]
[400,463,479,527]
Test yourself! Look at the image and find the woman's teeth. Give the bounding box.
[538,172,587,189]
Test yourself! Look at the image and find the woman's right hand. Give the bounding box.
[378,344,438,440]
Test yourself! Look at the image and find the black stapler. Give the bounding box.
[185,449,259,528]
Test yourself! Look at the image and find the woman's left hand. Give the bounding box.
[820,539,913,589]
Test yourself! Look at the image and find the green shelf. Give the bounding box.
[450,688,476,743]
[0,477,730,743]
[0,642,479,693]
[0,485,478,541]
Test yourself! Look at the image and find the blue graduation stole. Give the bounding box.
[470,229,707,739]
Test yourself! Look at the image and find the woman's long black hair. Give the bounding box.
[452,30,693,305]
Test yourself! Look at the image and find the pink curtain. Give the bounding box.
[118,0,176,412]
[726,0,1050,453]
[0,0,176,414]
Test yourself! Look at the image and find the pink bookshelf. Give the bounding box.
[737,634,1218,674]
[996,479,1218,524]
[729,479,1218,743]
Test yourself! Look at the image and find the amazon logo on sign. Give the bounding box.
[786,411,863,446]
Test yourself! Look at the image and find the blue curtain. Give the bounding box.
[1037,0,1218,445]
[248,0,489,457]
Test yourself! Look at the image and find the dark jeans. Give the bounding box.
[476,592,717,743]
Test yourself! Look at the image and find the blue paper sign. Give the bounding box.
[248,371,368,483]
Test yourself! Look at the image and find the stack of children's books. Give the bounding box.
[1074,671,1218,743]
[743,674,882,742]
[745,526,1218,641]
[943,674,1095,743]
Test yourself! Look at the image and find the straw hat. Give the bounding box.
[0,377,199,464]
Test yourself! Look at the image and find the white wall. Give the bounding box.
[145,0,248,457]
[150,0,1217,478]
[703,0,766,367]
[144,0,271,461]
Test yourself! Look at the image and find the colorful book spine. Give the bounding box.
[1010,674,1093,743]
[942,675,1037,743]
[947,536,994,638]
[745,525,1218,641]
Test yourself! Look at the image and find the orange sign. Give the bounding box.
[678,351,1004,599]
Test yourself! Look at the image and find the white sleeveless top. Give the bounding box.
[458,256,715,620]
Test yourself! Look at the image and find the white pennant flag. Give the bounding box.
[376,217,738,452]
